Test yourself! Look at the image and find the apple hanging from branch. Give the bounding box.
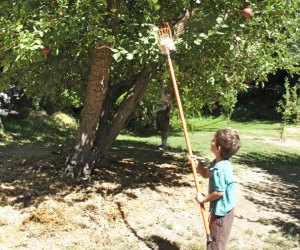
[242,7,253,18]
[41,46,50,55]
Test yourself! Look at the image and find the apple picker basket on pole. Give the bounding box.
[157,23,212,242]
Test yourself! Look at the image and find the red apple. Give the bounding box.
[211,104,217,111]
[242,7,253,18]
[41,46,50,55]
[245,77,252,85]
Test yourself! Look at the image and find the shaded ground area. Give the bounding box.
[0,140,299,249]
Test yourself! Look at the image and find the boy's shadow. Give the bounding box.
[116,202,180,250]
[150,235,180,250]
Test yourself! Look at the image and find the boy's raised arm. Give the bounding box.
[188,155,210,178]
[196,163,210,179]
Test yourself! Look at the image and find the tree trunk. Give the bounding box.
[64,45,112,178]
[76,68,150,178]
[0,117,4,131]
[89,68,150,168]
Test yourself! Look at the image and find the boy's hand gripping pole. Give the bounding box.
[158,24,212,242]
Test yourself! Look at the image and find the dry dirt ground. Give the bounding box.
[0,141,299,250]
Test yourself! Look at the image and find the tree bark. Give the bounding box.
[0,117,3,131]
[64,45,112,178]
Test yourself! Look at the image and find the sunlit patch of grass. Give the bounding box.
[1,113,77,146]
[186,241,206,250]
[164,221,174,230]
[258,217,271,225]
[245,228,253,236]
[263,233,297,250]
[52,112,78,129]
[102,239,138,250]
[232,163,242,176]
[0,129,10,144]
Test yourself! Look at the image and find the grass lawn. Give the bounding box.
[119,116,300,164]
[119,116,300,187]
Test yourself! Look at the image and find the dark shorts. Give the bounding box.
[207,209,235,250]
[156,108,170,132]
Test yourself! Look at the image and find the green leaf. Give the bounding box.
[194,39,202,45]
[113,52,122,62]
[216,17,223,24]
[96,0,107,7]
[199,33,208,39]
[154,4,161,11]
[30,45,42,50]
[126,53,134,60]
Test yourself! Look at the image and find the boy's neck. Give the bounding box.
[215,155,224,163]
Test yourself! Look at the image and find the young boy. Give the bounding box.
[193,128,241,250]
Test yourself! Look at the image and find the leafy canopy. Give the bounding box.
[1,0,299,114]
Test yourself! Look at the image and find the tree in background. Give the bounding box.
[1,0,300,178]
[277,78,300,140]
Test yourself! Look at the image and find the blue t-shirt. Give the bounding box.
[209,160,237,216]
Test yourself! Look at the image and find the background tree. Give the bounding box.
[1,0,300,178]
[277,79,300,140]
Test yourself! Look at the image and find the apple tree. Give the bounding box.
[1,0,299,178]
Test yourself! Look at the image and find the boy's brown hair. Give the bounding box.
[215,129,241,159]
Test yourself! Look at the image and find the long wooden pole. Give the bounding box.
[164,48,212,242]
